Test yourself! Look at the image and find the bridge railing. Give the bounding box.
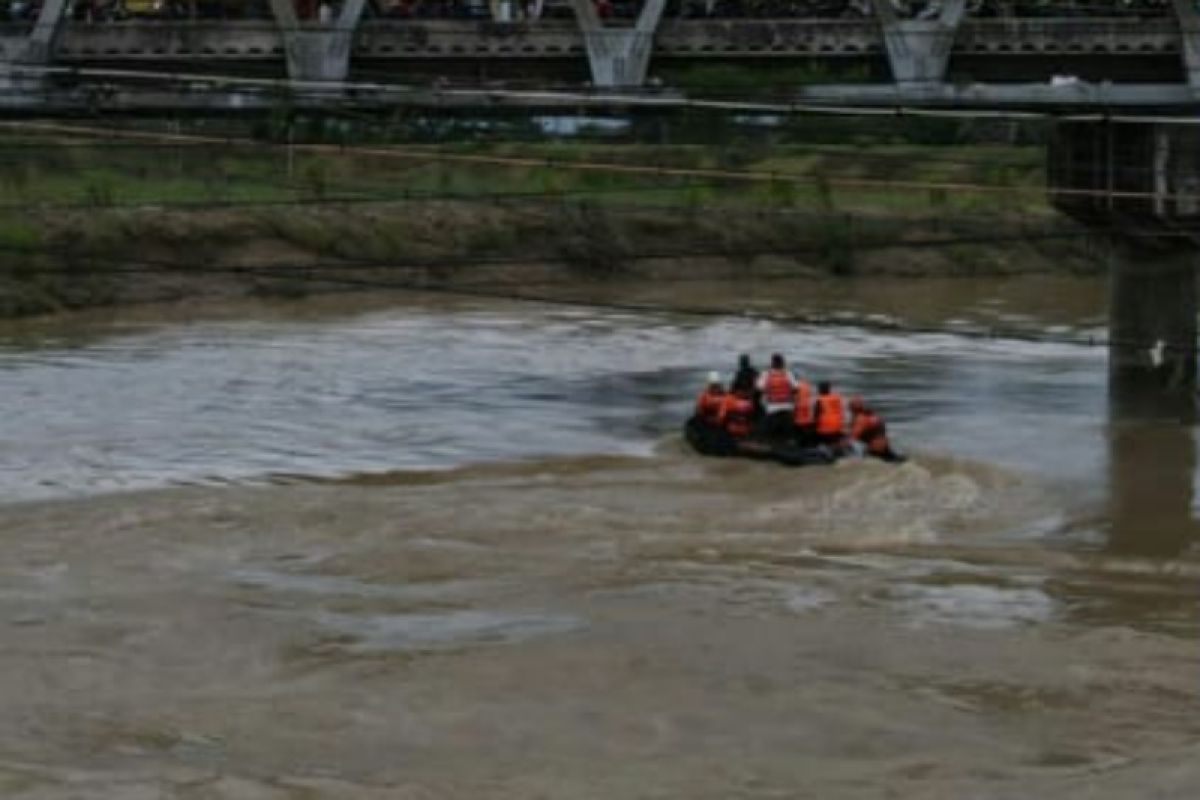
[4,9,1197,98]
[38,16,1184,58]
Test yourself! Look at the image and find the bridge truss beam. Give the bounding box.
[0,7,1199,107]
[267,0,368,84]
[571,0,667,88]
[873,0,966,88]
[1172,0,1200,96]
[0,0,69,90]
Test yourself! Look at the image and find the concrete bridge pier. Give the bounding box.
[1108,242,1198,417]
[872,0,965,90]
[1107,240,1199,555]
[1050,120,1200,410]
[269,0,367,85]
[570,0,667,88]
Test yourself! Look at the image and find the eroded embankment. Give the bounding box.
[0,200,1098,319]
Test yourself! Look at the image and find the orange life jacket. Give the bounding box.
[793,380,814,426]
[814,393,845,436]
[720,394,755,438]
[695,388,726,426]
[762,369,794,405]
[851,410,889,454]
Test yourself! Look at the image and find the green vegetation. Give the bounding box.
[0,123,1083,319]
[0,133,1049,216]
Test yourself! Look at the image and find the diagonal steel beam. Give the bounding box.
[873,0,966,87]
[1172,0,1200,94]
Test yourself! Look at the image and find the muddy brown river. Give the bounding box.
[0,276,1197,798]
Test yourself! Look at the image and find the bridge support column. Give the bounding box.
[0,0,69,91]
[1109,244,1197,411]
[1171,0,1200,95]
[1050,120,1200,407]
[269,0,367,84]
[1107,244,1198,559]
[571,0,666,88]
[872,0,965,89]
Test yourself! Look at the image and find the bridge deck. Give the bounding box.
[0,19,1178,63]
[3,14,1200,112]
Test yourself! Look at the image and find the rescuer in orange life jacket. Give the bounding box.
[718,383,757,440]
[693,371,727,429]
[849,396,903,463]
[812,380,847,449]
[791,369,816,447]
[756,352,797,441]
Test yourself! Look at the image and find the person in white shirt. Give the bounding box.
[756,352,797,440]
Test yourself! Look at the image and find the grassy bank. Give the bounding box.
[0,130,1049,213]
[0,129,1091,319]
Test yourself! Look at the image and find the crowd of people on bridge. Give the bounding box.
[672,1,1172,21]
[0,0,1178,23]
[0,0,271,22]
[690,352,901,462]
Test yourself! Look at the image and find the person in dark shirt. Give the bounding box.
[730,353,763,422]
[731,353,757,394]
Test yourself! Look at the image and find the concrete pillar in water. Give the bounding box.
[1107,241,1198,557]
[268,0,367,85]
[570,0,666,88]
[872,0,965,90]
[1108,415,1198,557]
[1050,120,1200,406]
[1108,242,1198,416]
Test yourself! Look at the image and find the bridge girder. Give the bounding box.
[1,7,1200,108]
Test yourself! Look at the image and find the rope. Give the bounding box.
[3,120,1199,209]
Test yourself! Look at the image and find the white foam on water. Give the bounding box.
[227,568,499,604]
[883,582,1055,630]
[316,609,585,653]
[783,586,837,615]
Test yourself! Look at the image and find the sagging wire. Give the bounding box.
[5,63,1197,123]
[6,120,1200,210]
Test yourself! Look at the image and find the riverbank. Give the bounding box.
[0,131,1099,319]
[0,199,1099,319]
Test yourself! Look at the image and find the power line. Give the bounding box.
[4,119,1196,207]
[2,132,1192,204]
[0,136,1048,174]
[0,177,757,212]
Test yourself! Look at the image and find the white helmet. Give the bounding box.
[707,370,722,384]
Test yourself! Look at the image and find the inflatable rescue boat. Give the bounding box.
[683,417,839,467]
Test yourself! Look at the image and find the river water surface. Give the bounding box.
[0,276,1197,798]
